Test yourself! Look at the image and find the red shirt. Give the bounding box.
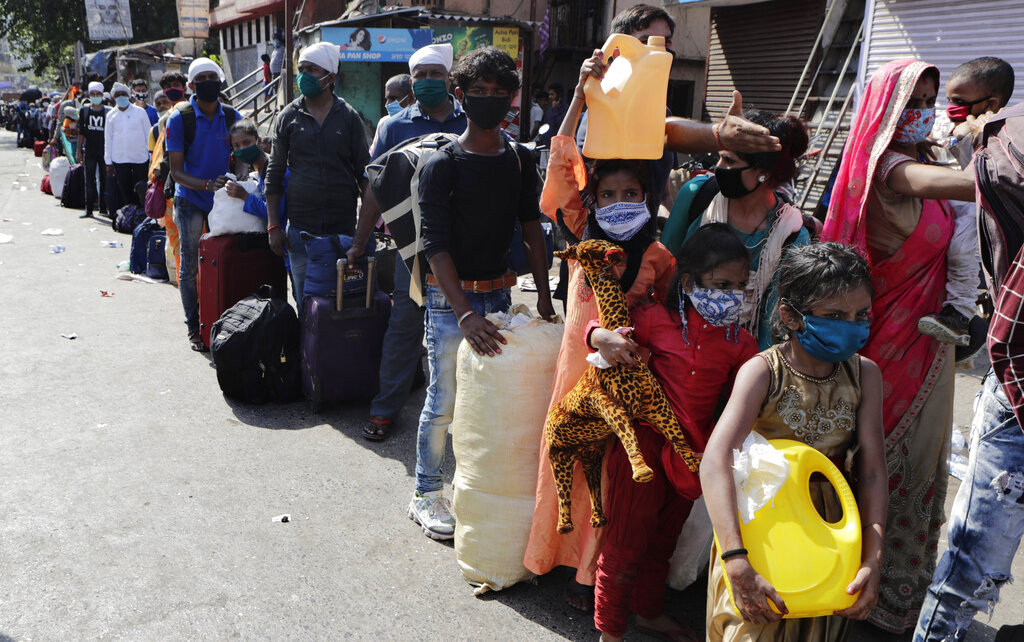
[588,302,758,497]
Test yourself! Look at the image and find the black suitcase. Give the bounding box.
[300,256,391,411]
[60,163,86,209]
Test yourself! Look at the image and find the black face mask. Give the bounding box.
[462,95,511,130]
[165,87,185,102]
[193,80,221,103]
[714,165,757,199]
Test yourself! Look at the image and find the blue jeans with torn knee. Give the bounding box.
[914,370,1024,642]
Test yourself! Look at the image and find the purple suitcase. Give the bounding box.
[301,256,391,411]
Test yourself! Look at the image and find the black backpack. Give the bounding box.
[210,286,301,404]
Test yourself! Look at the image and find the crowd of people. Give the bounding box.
[20,5,1024,640]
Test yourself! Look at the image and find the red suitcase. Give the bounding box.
[198,232,288,347]
[33,140,45,157]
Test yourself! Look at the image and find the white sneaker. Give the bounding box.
[408,490,456,540]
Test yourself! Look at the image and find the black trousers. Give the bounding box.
[84,153,106,214]
[110,162,148,214]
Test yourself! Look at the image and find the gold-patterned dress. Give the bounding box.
[707,345,861,642]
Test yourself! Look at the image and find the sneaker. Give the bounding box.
[918,305,971,346]
[408,490,455,540]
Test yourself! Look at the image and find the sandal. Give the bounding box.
[564,577,595,612]
[362,416,393,441]
[188,332,208,353]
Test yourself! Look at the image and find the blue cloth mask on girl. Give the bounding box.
[894,107,935,144]
[795,313,871,363]
[679,282,745,344]
[594,200,650,241]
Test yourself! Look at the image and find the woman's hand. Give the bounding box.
[224,180,248,200]
[724,557,788,625]
[591,327,639,366]
[833,563,879,620]
[574,50,607,101]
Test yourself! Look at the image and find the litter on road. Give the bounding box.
[0,233,12,243]
[60,333,77,340]
[40,228,62,235]
[272,514,291,523]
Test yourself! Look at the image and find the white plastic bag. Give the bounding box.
[49,157,70,199]
[207,172,263,236]
[452,305,564,594]
[732,432,790,524]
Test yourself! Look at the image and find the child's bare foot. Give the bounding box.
[564,577,594,612]
[635,614,699,642]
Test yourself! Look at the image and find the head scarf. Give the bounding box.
[88,81,104,94]
[63,105,79,120]
[111,82,129,96]
[187,57,225,83]
[298,42,340,75]
[821,59,939,260]
[408,43,453,73]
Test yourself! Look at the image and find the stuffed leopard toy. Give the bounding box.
[545,239,700,533]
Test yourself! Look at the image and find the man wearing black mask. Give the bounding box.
[165,57,242,352]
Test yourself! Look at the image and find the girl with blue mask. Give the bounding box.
[585,223,759,642]
[701,241,888,642]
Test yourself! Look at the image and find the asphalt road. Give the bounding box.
[0,129,1020,641]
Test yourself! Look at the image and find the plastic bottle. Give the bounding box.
[101,241,124,248]
[116,259,131,272]
[582,33,673,160]
[717,439,862,618]
[49,245,66,254]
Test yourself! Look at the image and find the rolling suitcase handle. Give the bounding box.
[335,256,377,313]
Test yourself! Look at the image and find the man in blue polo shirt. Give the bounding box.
[166,57,242,352]
[347,43,467,442]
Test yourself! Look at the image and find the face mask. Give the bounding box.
[193,80,221,103]
[686,284,745,327]
[115,96,130,109]
[594,200,651,241]
[715,165,758,199]
[412,78,447,109]
[462,94,511,130]
[894,107,935,144]
[165,87,185,102]
[89,96,103,105]
[794,313,871,363]
[231,144,261,164]
[945,96,992,123]
[385,100,404,117]
[132,92,147,102]
[297,71,328,98]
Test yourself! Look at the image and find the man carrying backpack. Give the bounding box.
[409,47,555,540]
[166,58,242,352]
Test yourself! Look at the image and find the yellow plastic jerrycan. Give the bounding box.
[717,438,862,618]
[582,33,673,160]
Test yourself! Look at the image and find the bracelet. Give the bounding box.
[457,310,476,327]
[720,547,748,561]
[204,179,212,192]
[713,122,725,150]
[267,224,281,233]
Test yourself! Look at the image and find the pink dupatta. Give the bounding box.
[822,59,953,437]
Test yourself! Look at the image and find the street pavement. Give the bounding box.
[1,129,1020,641]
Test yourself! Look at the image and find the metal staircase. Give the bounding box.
[787,0,865,217]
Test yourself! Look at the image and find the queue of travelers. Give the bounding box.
[24,8,1024,640]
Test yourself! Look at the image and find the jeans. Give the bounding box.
[914,371,1024,641]
[285,222,309,307]
[371,256,425,420]
[83,153,106,214]
[415,284,510,494]
[173,198,210,334]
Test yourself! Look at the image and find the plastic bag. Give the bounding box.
[732,432,790,524]
[207,173,262,236]
[49,157,70,198]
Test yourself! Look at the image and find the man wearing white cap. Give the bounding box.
[166,57,242,352]
[265,41,370,303]
[346,42,467,445]
[76,81,110,218]
[104,81,151,217]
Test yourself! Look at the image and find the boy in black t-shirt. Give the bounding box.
[408,47,556,540]
[77,81,109,219]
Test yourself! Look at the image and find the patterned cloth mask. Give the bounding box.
[594,200,650,241]
[679,282,745,343]
[894,107,935,144]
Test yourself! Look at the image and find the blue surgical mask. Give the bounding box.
[594,200,650,241]
[894,107,935,144]
[385,100,404,117]
[679,282,745,344]
[115,95,130,109]
[794,313,870,363]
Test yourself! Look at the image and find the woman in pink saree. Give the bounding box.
[822,59,975,634]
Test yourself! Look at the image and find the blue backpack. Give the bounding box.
[130,219,162,275]
[299,232,376,301]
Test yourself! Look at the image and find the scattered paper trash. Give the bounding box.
[115,272,162,284]
[60,332,78,340]
[100,290,114,297]
[3,218,11,221]
[22,221,31,225]
[159,389,171,395]
[49,245,66,254]
[100,241,123,248]
[41,228,63,236]
[272,514,291,523]
[19,186,26,191]
[88,227,98,232]
[96,423,108,428]
[0,233,12,244]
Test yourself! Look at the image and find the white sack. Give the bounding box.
[49,157,70,199]
[207,173,263,236]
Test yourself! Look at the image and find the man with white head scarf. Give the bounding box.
[265,41,369,306]
[76,80,111,218]
[165,56,242,352]
[104,80,151,216]
[345,41,466,446]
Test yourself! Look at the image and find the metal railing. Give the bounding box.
[236,75,281,121]
[223,66,264,99]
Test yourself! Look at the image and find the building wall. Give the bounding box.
[217,12,284,88]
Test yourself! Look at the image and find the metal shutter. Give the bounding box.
[706,0,827,121]
[861,0,1024,107]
